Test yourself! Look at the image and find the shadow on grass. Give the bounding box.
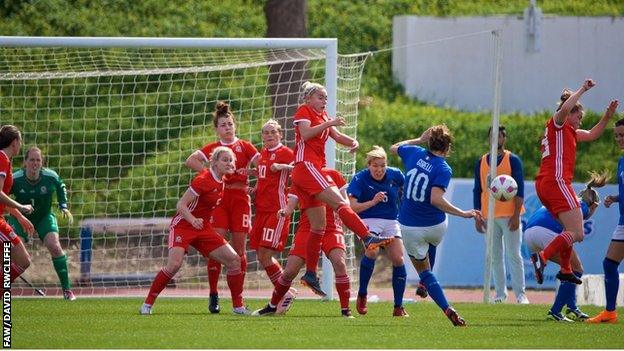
[467,322,532,327]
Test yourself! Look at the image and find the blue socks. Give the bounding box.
[566,271,583,310]
[358,255,376,296]
[604,257,620,312]
[428,244,437,269]
[419,269,449,311]
[392,265,407,308]
[551,271,582,313]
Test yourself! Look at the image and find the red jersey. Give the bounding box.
[294,168,346,233]
[199,138,259,186]
[536,117,577,183]
[293,104,330,167]
[0,151,13,215]
[171,169,224,230]
[254,143,294,212]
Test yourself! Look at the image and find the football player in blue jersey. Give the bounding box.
[525,171,607,322]
[589,117,624,324]
[348,145,407,316]
[391,125,482,327]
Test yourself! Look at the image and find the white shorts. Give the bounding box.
[363,218,401,238]
[523,226,557,253]
[400,219,447,260]
[611,225,624,242]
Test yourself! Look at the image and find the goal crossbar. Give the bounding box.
[0,36,364,300]
[0,36,336,49]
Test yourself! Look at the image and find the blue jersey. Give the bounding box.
[618,157,624,225]
[526,202,590,232]
[397,145,452,227]
[347,167,404,220]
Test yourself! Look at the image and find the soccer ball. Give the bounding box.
[489,175,518,202]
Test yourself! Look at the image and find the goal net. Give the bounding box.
[0,37,368,297]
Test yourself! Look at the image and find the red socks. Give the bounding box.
[335,274,351,310]
[559,246,573,274]
[305,229,324,272]
[264,262,283,288]
[270,275,293,306]
[207,259,222,294]
[9,263,24,284]
[226,268,245,309]
[542,231,574,261]
[144,268,174,305]
[209,254,246,296]
[240,253,247,272]
[239,253,247,285]
[336,205,369,239]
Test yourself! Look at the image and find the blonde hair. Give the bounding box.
[366,145,387,165]
[210,146,235,166]
[578,170,610,205]
[299,81,326,103]
[262,119,282,134]
[556,89,584,114]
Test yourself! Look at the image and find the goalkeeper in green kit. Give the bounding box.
[8,146,76,300]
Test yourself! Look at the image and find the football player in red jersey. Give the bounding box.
[252,168,353,317]
[290,81,392,295]
[532,79,618,285]
[185,101,260,313]
[249,119,294,288]
[141,147,249,315]
[0,125,35,285]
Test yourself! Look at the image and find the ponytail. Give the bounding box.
[578,170,610,206]
[0,125,21,149]
[556,88,583,114]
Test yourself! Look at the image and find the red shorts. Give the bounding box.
[211,188,251,233]
[291,162,335,200]
[168,225,228,256]
[249,211,291,252]
[289,227,345,259]
[536,177,580,217]
[0,219,22,246]
[290,184,322,209]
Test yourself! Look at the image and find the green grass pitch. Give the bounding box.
[12,297,623,348]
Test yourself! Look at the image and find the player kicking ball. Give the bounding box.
[252,168,354,318]
[391,125,481,326]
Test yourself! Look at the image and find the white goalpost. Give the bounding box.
[391,26,505,301]
[0,36,368,297]
[483,29,504,303]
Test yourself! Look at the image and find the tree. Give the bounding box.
[264,0,307,146]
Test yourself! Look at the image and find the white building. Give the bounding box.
[393,10,624,113]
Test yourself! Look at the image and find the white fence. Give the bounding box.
[577,274,624,307]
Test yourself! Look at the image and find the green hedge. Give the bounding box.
[357,95,621,180]
[1,0,622,237]
[1,1,621,177]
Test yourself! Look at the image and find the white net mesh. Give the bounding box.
[1,42,368,296]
